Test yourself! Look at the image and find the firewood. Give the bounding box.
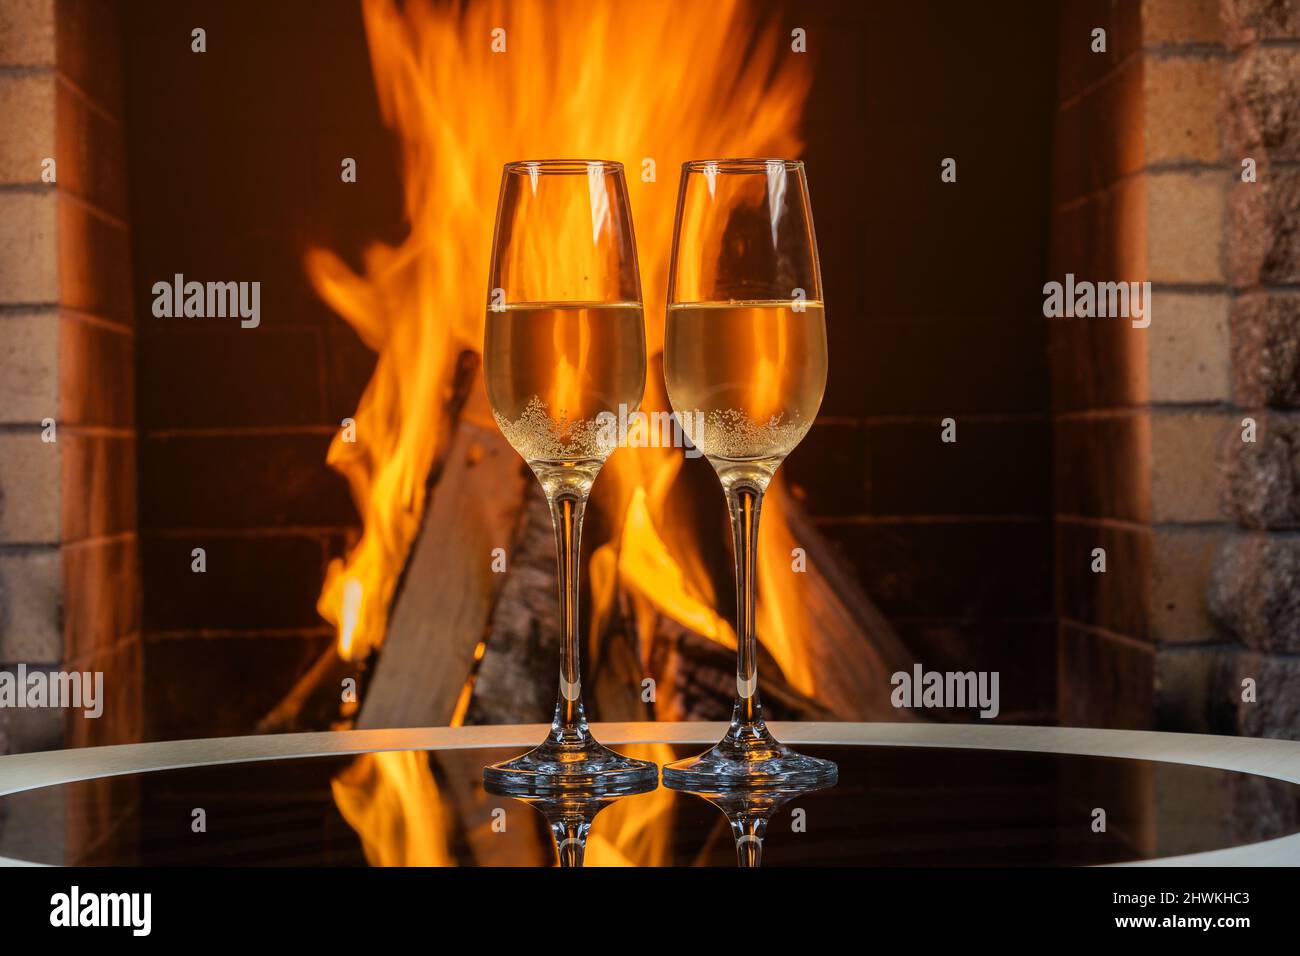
[462,487,561,725]
[356,360,529,729]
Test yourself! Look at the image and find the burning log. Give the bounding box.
[356,356,529,729]
[362,391,913,728]
[256,647,363,734]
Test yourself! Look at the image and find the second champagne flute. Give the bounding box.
[662,158,838,787]
[482,160,656,789]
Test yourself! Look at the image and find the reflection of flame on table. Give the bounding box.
[331,752,453,867]
[579,744,677,867]
[332,744,678,867]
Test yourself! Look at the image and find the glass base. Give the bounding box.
[662,719,838,789]
[484,732,658,794]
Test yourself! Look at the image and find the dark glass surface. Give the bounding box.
[3,743,1295,866]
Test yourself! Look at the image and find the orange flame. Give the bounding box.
[582,743,678,866]
[317,0,824,867]
[305,0,813,682]
[331,751,454,866]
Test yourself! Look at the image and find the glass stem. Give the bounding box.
[726,482,766,732]
[548,492,589,741]
[732,817,767,868]
[552,818,589,867]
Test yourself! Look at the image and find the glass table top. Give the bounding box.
[3,740,1296,866]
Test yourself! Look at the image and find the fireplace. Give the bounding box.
[1,0,1298,861]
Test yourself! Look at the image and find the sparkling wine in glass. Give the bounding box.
[482,160,657,790]
[662,158,838,787]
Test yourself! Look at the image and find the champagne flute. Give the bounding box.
[662,159,838,787]
[483,160,656,790]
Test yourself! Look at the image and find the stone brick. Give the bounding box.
[1209,533,1300,651]
[1147,171,1225,284]
[1143,0,1225,43]
[827,316,1050,417]
[1150,527,1230,643]
[323,318,378,423]
[892,620,1057,721]
[1057,0,1143,102]
[54,0,125,117]
[1222,0,1300,47]
[0,549,60,662]
[1058,520,1152,641]
[0,311,57,422]
[58,315,133,427]
[62,535,138,665]
[55,78,128,220]
[1143,55,1224,164]
[0,73,54,182]
[1052,55,1145,204]
[139,432,354,531]
[1058,522,1225,645]
[1050,174,1149,282]
[1150,410,1230,522]
[66,636,141,749]
[0,698,62,754]
[1050,316,1148,412]
[143,633,332,741]
[863,419,1051,516]
[56,195,131,323]
[830,519,1053,619]
[139,328,324,429]
[0,191,57,302]
[1148,291,1231,402]
[1227,169,1300,286]
[1059,624,1155,729]
[1225,47,1300,162]
[1235,650,1300,739]
[1154,644,1235,734]
[782,422,868,517]
[141,533,327,631]
[60,433,135,541]
[1221,411,1300,527]
[0,432,59,542]
[1230,291,1300,406]
[0,0,55,66]
[1054,413,1152,522]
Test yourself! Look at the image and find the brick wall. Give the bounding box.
[784,0,1061,723]
[120,1,388,740]
[0,0,141,760]
[1208,0,1300,746]
[0,0,142,863]
[1050,0,1238,735]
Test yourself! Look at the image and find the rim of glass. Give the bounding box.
[503,159,623,174]
[682,157,804,172]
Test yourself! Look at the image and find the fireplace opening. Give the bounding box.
[123,0,1066,741]
[1,0,1296,864]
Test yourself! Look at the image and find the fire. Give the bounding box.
[582,743,678,867]
[306,0,812,679]
[331,751,453,866]
[312,0,820,868]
